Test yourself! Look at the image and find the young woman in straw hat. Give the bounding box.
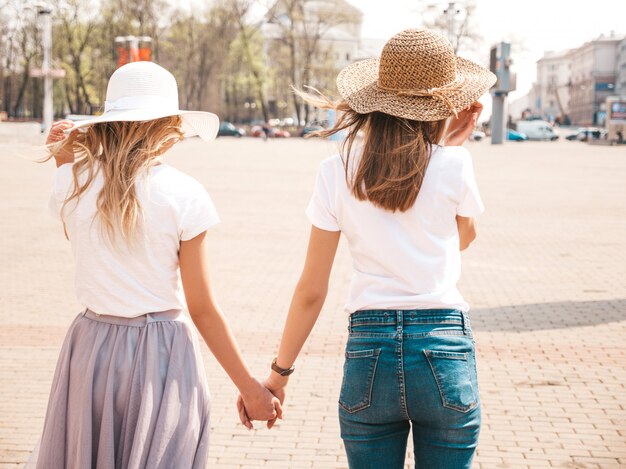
[34,61,281,468]
[247,29,496,468]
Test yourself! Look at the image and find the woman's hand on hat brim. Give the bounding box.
[443,101,483,147]
[46,120,77,167]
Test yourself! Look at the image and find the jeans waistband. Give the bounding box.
[83,308,185,327]
[348,309,471,335]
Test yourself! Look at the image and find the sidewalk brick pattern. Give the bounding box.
[1,133,624,468]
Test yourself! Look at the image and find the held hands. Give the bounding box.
[263,373,288,429]
[236,377,283,430]
[236,372,288,430]
[443,101,483,147]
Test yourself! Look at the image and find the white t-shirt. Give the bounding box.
[48,163,219,317]
[306,145,484,313]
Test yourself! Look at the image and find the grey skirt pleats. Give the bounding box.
[32,309,211,469]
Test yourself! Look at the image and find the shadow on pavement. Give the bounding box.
[470,298,626,332]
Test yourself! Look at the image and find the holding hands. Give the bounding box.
[236,377,284,430]
[237,361,290,430]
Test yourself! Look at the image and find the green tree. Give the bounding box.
[161,3,237,114]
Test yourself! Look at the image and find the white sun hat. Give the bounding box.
[67,61,219,142]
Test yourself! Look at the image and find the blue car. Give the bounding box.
[507,129,528,141]
[217,121,245,137]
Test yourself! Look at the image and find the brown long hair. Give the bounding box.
[299,90,446,212]
[45,116,184,241]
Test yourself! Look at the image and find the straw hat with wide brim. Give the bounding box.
[67,61,219,142]
[337,29,497,121]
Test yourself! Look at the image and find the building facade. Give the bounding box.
[516,33,625,127]
[617,37,626,95]
[261,0,364,122]
[534,50,572,123]
[569,34,622,126]
[262,0,363,71]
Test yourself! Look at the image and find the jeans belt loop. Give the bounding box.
[396,310,403,334]
[348,315,353,334]
[461,312,469,335]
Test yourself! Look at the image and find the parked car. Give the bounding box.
[300,125,324,137]
[565,129,583,140]
[516,120,558,140]
[273,129,291,138]
[250,125,290,138]
[566,127,607,142]
[217,121,245,137]
[507,129,528,141]
[470,130,486,141]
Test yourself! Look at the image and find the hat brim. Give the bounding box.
[336,57,497,121]
[68,109,220,143]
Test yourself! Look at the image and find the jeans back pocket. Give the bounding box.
[424,349,478,413]
[339,348,381,414]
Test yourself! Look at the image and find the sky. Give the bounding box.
[346,0,626,102]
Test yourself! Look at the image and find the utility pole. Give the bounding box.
[443,2,460,48]
[38,3,53,134]
[30,3,65,132]
[423,2,462,47]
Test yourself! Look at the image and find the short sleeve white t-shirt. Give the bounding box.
[48,163,219,317]
[306,145,484,313]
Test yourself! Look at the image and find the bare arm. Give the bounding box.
[456,215,477,250]
[180,231,281,427]
[235,226,341,427]
[263,226,340,396]
[275,227,339,369]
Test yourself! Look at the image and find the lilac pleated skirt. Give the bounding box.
[31,309,211,469]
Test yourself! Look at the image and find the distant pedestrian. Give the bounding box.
[240,29,496,469]
[32,61,280,469]
[262,121,271,141]
[617,129,624,144]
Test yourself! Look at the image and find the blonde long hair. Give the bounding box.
[298,89,446,212]
[45,116,184,241]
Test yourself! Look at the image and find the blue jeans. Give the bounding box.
[339,309,481,469]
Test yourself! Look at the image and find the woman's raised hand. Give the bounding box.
[46,120,77,167]
[236,378,283,430]
[443,101,483,147]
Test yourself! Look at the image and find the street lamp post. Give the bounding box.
[424,1,462,47]
[38,3,53,134]
[443,2,460,48]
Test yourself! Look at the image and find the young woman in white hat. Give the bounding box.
[36,61,281,468]
[252,29,496,468]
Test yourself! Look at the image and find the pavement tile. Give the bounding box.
[1,130,625,467]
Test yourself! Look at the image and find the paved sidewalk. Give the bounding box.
[1,128,625,468]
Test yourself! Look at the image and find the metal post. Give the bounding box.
[490,42,514,145]
[491,93,506,144]
[38,4,53,134]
